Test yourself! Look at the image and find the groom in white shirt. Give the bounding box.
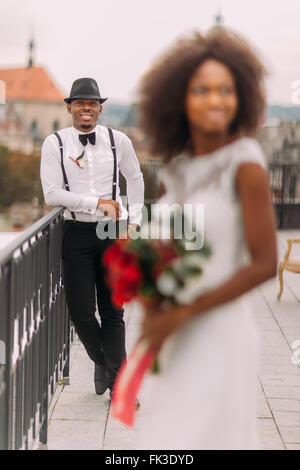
[40,77,144,399]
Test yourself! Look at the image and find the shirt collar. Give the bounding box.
[72,124,99,137]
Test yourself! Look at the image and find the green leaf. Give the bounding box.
[150,357,160,374]
[129,240,159,265]
[139,284,158,298]
[76,150,85,161]
[184,266,203,276]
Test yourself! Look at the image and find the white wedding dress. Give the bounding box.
[138,137,265,450]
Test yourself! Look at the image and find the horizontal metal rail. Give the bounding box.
[0,207,71,449]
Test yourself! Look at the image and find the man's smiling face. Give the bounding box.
[67,99,102,132]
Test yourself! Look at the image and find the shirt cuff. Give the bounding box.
[128,214,142,226]
[128,203,143,226]
[82,195,99,215]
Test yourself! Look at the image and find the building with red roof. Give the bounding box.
[0,46,71,153]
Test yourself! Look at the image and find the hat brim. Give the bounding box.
[64,96,108,104]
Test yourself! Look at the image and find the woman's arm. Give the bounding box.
[188,162,277,315]
[141,163,277,351]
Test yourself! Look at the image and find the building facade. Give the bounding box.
[0,65,71,153]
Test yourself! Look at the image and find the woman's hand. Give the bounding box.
[139,303,192,354]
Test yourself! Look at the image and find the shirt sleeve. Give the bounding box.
[40,135,99,215]
[118,134,144,226]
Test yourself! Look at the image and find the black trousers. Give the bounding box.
[62,220,126,389]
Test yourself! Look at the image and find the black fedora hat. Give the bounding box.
[64,78,108,104]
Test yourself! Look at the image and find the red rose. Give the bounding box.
[123,264,142,284]
[104,241,143,308]
[111,275,140,307]
[112,291,126,308]
[102,239,127,266]
[108,252,137,279]
[152,241,179,278]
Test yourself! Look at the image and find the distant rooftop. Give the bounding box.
[0,66,64,103]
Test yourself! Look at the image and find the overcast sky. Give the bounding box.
[1,0,300,105]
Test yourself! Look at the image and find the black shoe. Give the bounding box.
[94,363,109,395]
[110,390,140,409]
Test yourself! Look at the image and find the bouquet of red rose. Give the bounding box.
[102,210,211,426]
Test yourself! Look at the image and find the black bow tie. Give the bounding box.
[79,132,96,146]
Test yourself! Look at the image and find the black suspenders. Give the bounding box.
[54,131,77,222]
[107,128,117,201]
[54,128,118,222]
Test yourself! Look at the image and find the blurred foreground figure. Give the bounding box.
[137,28,277,449]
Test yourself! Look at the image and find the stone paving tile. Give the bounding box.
[260,374,300,387]
[69,349,79,369]
[285,335,300,349]
[63,355,95,394]
[268,399,300,413]
[259,365,300,376]
[272,411,300,427]
[260,331,292,342]
[286,443,300,450]
[259,346,292,357]
[257,418,285,450]
[261,291,300,314]
[255,321,281,332]
[269,304,300,320]
[257,392,272,419]
[259,355,296,366]
[272,317,300,329]
[256,378,263,391]
[103,374,157,450]
[44,420,104,450]
[263,385,300,400]
[103,415,141,451]
[51,391,110,421]
[48,384,63,414]
[72,348,94,360]
[280,326,300,336]
[277,426,300,444]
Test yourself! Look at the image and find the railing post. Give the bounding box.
[39,226,50,445]
[0,262,13,449]
[62,313,70,385]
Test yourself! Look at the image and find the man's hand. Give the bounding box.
[97,199,120,221]
[118,223,140,239]
[128,223,139,237]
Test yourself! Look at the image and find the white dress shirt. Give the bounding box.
[40,124,144,225]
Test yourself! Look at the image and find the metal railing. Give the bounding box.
[0,207,71,450]
[268,162,300,229]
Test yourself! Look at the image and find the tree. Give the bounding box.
[0,146,43,210]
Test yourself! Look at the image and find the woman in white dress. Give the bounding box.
[137,28,277,449]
